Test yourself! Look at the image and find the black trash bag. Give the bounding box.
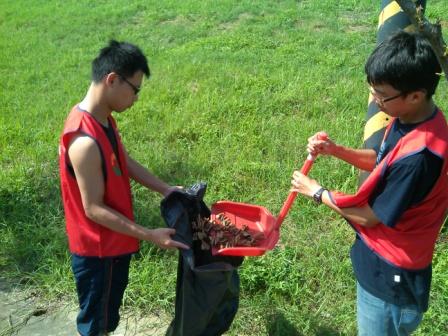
[161,183,244,336]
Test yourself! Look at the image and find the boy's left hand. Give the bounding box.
[291,171,322,198]
[163,186,183,197]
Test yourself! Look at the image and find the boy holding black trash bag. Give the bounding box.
[59,40,188,336]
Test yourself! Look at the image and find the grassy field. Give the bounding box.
[1,0,447,335]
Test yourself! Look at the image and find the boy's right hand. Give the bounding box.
[146,228,190,250]
[307,131,335,156]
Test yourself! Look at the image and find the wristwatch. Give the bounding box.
[312,187,326,205]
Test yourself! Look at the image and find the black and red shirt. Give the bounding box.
[331,108,448,311]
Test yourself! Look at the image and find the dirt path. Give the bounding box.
[0,278,169,336]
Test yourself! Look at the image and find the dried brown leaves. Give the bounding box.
[192,213,264,250]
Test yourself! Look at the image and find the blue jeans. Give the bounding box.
[357,282,422,336]
[71,254,132,336]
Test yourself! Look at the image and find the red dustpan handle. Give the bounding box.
[275,132,327,229]
[275,154,315,229]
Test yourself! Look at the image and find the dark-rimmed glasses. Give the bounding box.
[119,75,140,95]
[369,87,404,105]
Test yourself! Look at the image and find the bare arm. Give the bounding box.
[328,145,377,172]
[291,171,380,228]
[124,150,174,197]
[68,135,188,249]
[307,132,377,172]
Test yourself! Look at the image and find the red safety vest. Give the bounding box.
[59,106,139,257]
[332,110,448,270]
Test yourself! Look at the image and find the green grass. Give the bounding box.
[1,0,448,335]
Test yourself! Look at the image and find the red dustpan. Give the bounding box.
[210,154,316,257]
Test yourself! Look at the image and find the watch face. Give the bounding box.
[313,188,324,204]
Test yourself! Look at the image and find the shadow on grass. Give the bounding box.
[0,166,67,278]
[266,311,300,336]
[266,310,341,336]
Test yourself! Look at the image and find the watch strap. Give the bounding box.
[312,187,326,205]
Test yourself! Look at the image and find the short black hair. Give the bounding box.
[365,31,441,98]
[91,40,150,83]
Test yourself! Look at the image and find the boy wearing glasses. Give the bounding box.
[292,31,447,335]
[59,40,188,336]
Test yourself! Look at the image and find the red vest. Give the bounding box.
[59,106,139,257]
[332,110,448,270]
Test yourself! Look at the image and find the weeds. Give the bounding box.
[0,0,447,335]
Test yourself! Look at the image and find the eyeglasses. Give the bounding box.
[119,75,140,95]
[369,87,404,105]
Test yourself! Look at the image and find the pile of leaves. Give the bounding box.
[192,213,264,250]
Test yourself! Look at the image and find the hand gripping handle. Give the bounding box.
[275,132,327,229]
